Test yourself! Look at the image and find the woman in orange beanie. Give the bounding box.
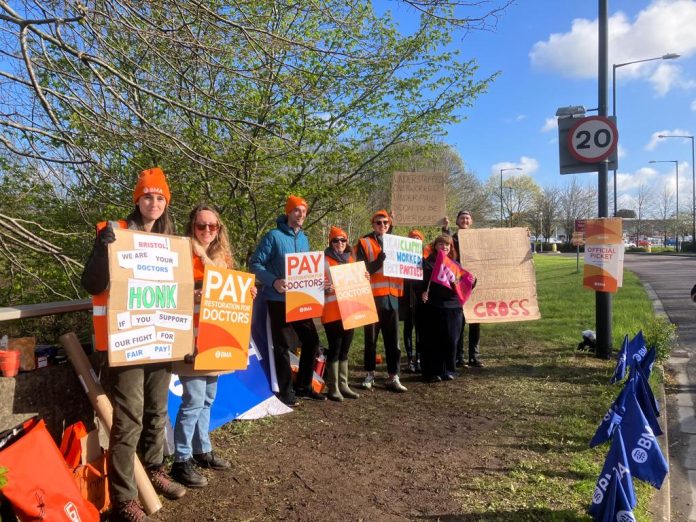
[321,226,366,401]
[81,167,183,522]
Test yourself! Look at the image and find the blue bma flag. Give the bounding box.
[590,384,627,448]
[621,386,668,488]
[590,467,637,521]
[637,345,656,379]
[610,335,629,384]
[589,427,636,519]
[628,330,646,362]
[631,365,662,436]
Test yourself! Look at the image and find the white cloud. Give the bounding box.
[616,166,657,192]
[691,99,696,111]
[529,1,696,94]
[645,128,693,150]
[516,114,527,122]
[541,117,556,133]
[617,143,627,159]
[491,156,539,176]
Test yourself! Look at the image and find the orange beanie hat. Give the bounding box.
[328,226,348,244]
[133,167,171,204]
[408,229,425,241]
[371,209,390,223]
[285,195,308,214]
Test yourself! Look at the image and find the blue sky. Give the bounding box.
[397,0,696,212]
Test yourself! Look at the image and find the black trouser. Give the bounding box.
[363,307,400,375]
[402,305,422,363]
[456,318,481,362]
[267,300,320,399]
[422,306,463,379]
[324,320,354,362]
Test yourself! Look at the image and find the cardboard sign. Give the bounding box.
[458,228,540,324]
[583,218,624,293]
[195,266,255,371]
[390,171,446,225]
[329,261,378,329]
[107,229,194,366]
[382,233,423,280]
[285,251,324,322]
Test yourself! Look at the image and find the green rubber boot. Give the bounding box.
[326,361,343,402]
[338,360,360,399]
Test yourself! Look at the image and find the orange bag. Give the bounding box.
[0,416,100,522]
[72,452,110,514]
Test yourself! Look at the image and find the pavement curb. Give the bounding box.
[642,281,671,521]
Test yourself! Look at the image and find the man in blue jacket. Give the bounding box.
[250,195,325,406]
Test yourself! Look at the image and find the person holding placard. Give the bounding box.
[81,167,185,522]
[249,195,325,405]
[419,234,463,382]
[356,210,406,392]
[399,229,429,374]
[321,226,365,401]
[171,204,256,488]
[443,210,483,368]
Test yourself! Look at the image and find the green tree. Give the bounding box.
[486,174,542,227]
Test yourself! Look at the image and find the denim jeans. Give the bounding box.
[173,375,218,461]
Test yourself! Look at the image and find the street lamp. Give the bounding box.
[499,167,522,227]
[659,134,695,250]
[612,53,680,215]
[650,159,680,251]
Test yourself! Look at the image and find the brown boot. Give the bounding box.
[147,465,187,499]
[111,500,154,522]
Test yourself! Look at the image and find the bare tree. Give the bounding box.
[657,185,675,247]
[558,177,595,243]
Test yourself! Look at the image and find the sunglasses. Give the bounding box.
[331,238,348,244]
[373,220,389,225]
[195,223,219,232]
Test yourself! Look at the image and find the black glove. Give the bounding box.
[377,251,386,263]
[98,224,116,246]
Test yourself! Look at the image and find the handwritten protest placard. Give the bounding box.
[583,218,624,293]
[194,266,255,371]
[390,171,446,225]
[458,228,540,324]
[285,251,324,322]
[108,229,194,366]
[382,233,423,280]
[329,261,378,329]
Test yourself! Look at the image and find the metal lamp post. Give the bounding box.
[658,134,695,249]
[611,53,680,215]
[650,159,680,251]
[499,167,522,227]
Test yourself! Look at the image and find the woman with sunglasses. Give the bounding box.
[321,226,364,401]
[171,204,255,488]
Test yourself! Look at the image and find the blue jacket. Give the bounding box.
[250,215,310,301]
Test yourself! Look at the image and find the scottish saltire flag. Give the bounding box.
[590,384,628,448]
[621,387,668,488]
[589,427,636,518]
[590,467,637,522]
[610,335,629,384]
[430,249,476,305]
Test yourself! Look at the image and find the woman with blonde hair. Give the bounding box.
[171,203,255,488]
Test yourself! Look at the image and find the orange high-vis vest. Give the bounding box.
[91,220,128,351]
[358,236,403,298]
[321,253,355,324]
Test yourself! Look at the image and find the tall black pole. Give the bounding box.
[596,0,612,359]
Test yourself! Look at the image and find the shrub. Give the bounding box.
[643,315,677,364]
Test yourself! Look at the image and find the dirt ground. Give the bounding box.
[156,365,499,522]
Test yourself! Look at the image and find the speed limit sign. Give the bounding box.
[567,116,618,163]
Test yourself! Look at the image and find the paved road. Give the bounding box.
[624,254,696,521]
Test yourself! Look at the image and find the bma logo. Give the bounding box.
[616,510,636,522]
[64,501,82,521]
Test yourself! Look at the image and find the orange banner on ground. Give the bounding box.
[285,252,324,322]
[329,261,378,329]
[195,267,255,371]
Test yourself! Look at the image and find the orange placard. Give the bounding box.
[329,261,378,329]
[285,252,324,322]
[195,267,255,371]
[583,218,623,293]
